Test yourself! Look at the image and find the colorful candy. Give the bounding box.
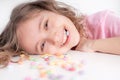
[15,53,85,80]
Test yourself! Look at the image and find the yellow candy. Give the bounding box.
[20,54,25,57]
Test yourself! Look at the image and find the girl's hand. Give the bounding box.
[75,37,95,52]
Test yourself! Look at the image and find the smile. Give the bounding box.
[61,29,70,46]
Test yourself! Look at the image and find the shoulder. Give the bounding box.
[86,10,120,24]
[85,10,120,39]
[86,10,114,24]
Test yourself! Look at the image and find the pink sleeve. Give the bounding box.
[85,10,120,39]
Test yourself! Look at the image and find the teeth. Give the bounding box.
[63,30,67,44]
[62,29,69,46]
[66,30,69,36]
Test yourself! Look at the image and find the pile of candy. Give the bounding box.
[17,53,85,80]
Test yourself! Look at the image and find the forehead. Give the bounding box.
[19,10,41,23]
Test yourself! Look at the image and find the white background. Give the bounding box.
[0,0,120,33]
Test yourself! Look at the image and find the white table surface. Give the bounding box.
[0,50,120,80]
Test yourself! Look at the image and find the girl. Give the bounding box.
[0,0,120,68]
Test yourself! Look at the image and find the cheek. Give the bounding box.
[45,45,69,55]
[45,45,59,54]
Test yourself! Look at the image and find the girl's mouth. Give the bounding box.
[61,29,70,46]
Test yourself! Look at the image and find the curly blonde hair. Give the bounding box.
[0,0,86,68]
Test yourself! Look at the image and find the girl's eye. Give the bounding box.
[41,41,45,52]
[44,20,48,30]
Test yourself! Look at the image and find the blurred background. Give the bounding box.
[0,0,120,33]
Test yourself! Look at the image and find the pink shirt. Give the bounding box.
[85,10,120,39]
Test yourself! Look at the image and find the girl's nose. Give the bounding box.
[48,31,61,46]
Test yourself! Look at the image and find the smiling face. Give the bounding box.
[17,10,80,55]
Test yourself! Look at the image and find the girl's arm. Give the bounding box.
[92,37,120,55]
[76,37,120,55]
[76,10,120,55]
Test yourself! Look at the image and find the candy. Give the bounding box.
[68,67,76,71]
[24,76,32,80]
[40,71,47,78]
[19,53,85,80]
[44,57,49,61]
[29,56,38,61]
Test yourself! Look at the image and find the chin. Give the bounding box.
[72,40,79,47]
[60,47,70,54]
[70,41,79,50]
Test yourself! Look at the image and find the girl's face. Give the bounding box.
[17,10,80,55]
